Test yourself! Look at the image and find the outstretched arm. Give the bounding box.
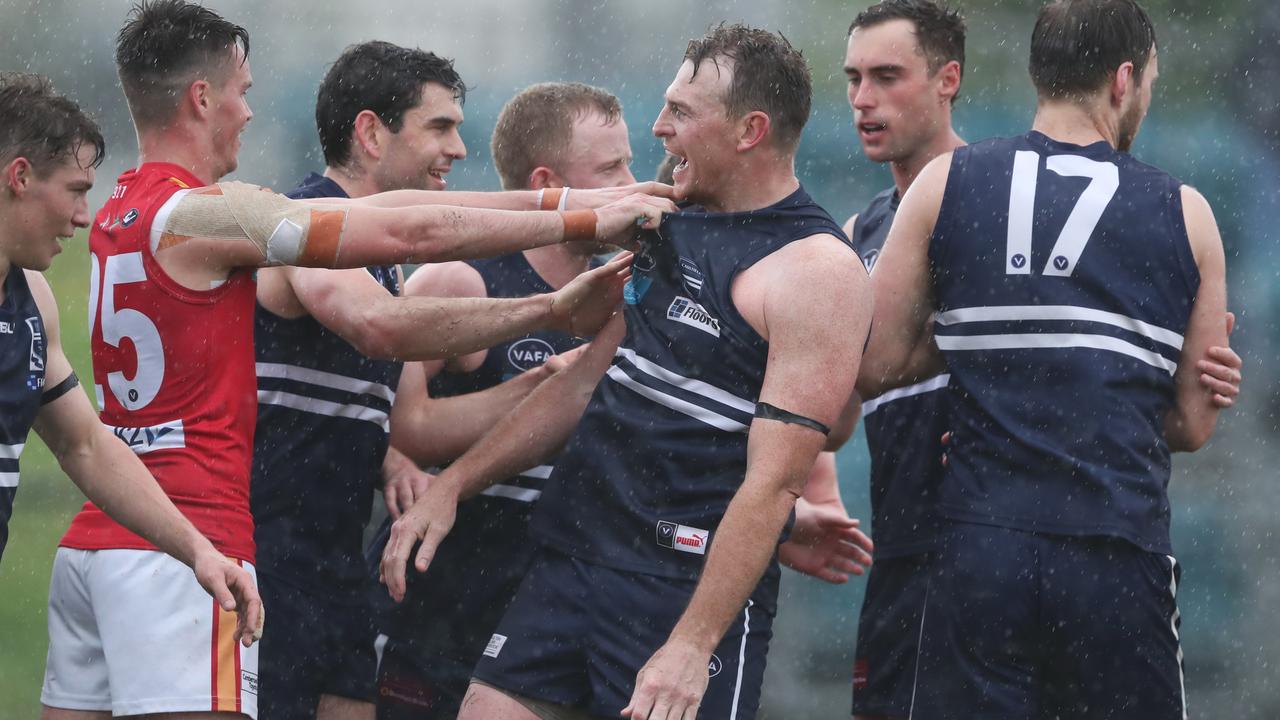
[623,236,872,720]
[340,181,675,210]
[280,251,632,362]
[158,183,672,275]
[26,272,262,646]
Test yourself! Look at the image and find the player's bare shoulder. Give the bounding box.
[733,232,867,342]
[403,259,487,300]
[22,270,60,334]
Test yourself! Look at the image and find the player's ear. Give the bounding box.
[528,166,561,190]
[937,60,962,105]
[4,157,33,196]
[737,111,771,152]
[352,109,385,162]
[1111,61,1135,109]
[187,79,212,119]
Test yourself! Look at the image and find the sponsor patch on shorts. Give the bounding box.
[483,633,508,659]
[656,520,710,555]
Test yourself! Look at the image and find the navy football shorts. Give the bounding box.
[472,546,774,719]
[851,552,933,718]
[375,637,472,720]
[256,571,378,719]
[911,521,1186,720]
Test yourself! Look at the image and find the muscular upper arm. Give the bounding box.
[856,153,950,398]
[1166,185,1228,450]
[733,236,870,495]
[755,237,873,435]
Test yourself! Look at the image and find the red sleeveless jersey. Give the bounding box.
[61,163,259,562]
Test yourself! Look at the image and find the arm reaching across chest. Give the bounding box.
[856,154,951,399]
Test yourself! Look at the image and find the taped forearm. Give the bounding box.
[155,181,350,266]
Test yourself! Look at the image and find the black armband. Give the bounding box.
[41,372,80,405]
[754,401,830,435]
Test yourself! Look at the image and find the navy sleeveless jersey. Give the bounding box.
[0,269,47,560]
[529,186,852,608]
[852,188,949,558]
[252,172,403,596]
[929,131,1198,554]
[381,252,585,666]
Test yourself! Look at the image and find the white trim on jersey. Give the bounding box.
[935,332,1177,374]
[0,442,25,461]
[615,347,756,414]
[1166,555,1188,720]
[256,389,389,432]
[936,305,1184,349]
[517,465,553,480]
[480,484,543,503]
[605,366,749,433]
[255,362,396,403]
[149,188,190,254]
[729,599,755,720]
[0,472,18,488]
[861,374,950,417]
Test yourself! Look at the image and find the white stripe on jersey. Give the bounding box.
[935,332,1177,374]
[605,366,749,433]
[149,188,190,254]
[517,465,553,480]
[0,442,25,461]
[256,389,389,431]
[861,374,950,417]
[0,472,18,488]
[936,305,1184,350]
[256,362,396,403]
[480,484,543,503]
[615,347,756,414]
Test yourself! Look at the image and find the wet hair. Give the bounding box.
[491,82,622,191]
[683,23,812,150]
[0,73,105,174]
[317,41,467,169]
[1029,0,1156,99]
[849,0,966,102]
[115,0,251,129]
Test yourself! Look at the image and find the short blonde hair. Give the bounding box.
[491,82,622,191]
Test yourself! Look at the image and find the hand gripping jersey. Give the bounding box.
[851,188,949,558]
[930,132,1199,554]
[381,252,586,674]
[62,163,258,562]
[528,186,850,608]
[251,172,402,596]
[0,269,48,560]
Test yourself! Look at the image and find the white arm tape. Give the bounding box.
[156,181,348,267]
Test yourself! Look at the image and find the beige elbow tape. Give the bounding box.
[157,181,349,267]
